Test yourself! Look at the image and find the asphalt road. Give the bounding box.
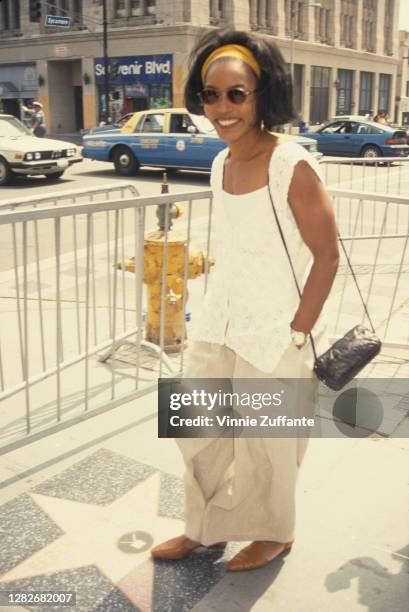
[0,157,211,199]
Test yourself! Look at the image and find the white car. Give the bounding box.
[0,114,82,186]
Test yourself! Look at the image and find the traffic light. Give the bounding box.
[29,0,42,23]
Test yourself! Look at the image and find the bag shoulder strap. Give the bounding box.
[267,173,376,358]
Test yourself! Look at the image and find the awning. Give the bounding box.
[0,81,20,99]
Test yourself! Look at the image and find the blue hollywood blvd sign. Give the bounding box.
[45,15,71,27]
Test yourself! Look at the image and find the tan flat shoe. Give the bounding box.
[151,535,227,560]
[227,540,293,572]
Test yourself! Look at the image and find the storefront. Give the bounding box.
[94,54,173,123]
[0,63,38,120]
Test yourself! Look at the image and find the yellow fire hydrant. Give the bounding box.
[118,174,214,352]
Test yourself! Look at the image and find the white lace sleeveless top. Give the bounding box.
[191,141,328,373]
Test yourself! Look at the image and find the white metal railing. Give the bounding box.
[0,183,140,211]
[325,188,409,349]
[0,182,407,452]
[320,156,409,197]
[0,186,213,452]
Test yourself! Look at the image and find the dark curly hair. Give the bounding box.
[184,29,296,130]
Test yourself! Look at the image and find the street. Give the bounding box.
[2,152,409,199]
[0,156,211,199]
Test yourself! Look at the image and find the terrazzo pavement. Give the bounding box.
[0,384,408,612]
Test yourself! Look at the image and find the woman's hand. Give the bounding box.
[288,160,340,335]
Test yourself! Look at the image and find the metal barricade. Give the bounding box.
[325,188,409,351]
[0,181,407,452]
[320,156,409,197]
[0,186,213,453]
[0,183,140,211]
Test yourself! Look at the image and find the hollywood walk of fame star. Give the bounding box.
[0,472,181,609]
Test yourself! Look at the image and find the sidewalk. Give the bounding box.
[0,376,408,611]
[0,191,408,610]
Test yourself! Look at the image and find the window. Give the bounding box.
[141,114,164,133]
[131,0,143,16]
[384,0,394,56]
[210,0,228,21]
[0,0,10,30]
[336,69,354,115]
[406,81,409,98]
[340,0,357,48]
[321,121,346,134]
[368,125,384,135]
[133,116,145,132]
[48,0,57,16]
[378,74,391,113]
[321,121,358,134]
[362,0,376,52]
[14,0,20,29]
[114,0,155,18]
[170,114,194,134]
[1,0,21,31]
[249,0,276,30]
[359,71,373,114]
[285,0,304,38]
[355,124,369,135]
[315,0,334,44]
[310,66,330,124]
[293,64,303,115]
[73,0,82,24]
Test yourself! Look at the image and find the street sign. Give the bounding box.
[45,15,71,28]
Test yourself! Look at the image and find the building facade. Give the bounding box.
[0,0,401,132]
[397,29,409,126]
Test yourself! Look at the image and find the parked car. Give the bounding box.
[82,108,321,175]
[304,117,409,158]
[0,114,82,186]
[80,113,134,137]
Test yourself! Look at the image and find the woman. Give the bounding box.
[151,30,339,571]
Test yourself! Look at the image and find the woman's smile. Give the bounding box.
[215,117,242,130]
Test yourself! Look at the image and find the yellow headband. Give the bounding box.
[201,44,261,83]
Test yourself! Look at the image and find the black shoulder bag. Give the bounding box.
[267,182,382,391]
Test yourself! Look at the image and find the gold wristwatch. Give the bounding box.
[290,326,307,349]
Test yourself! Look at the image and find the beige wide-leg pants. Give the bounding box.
[176,340,318,546]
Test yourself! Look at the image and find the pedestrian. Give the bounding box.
[22,101,47,137]
[374,111,388,125]
[298,117,308,133]
[151,29,339,571]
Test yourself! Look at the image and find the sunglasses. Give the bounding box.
[197,87,258,106]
